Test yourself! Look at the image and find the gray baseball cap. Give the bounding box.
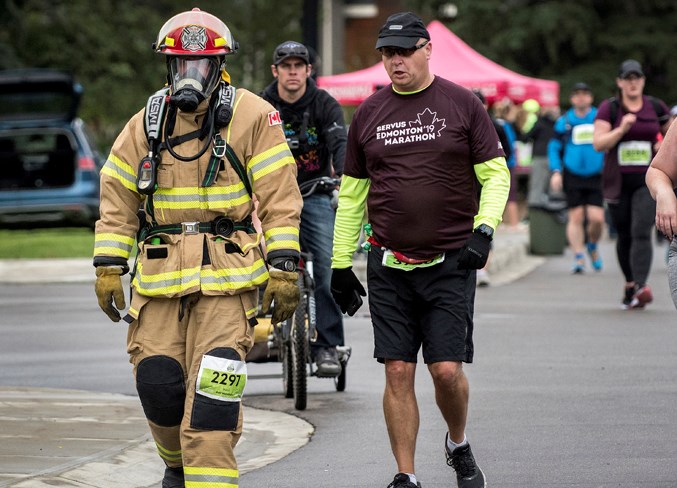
[618,59,644,78]
[570,82,592,94]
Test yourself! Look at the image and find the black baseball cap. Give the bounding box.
[375,12,430,50]
[570,82,592,94]
[618,59,644,79]
[273,41,309,65]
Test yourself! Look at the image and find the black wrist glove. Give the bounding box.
[457,229,492,270]
[331,267,366,316]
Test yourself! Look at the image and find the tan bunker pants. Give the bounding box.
[127,290,256,486]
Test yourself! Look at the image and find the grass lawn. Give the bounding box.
[0,228,95,258]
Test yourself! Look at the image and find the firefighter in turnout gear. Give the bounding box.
[93,8,302,488]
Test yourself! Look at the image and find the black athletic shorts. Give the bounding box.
[366,246,476,364]
[563,172,603,209]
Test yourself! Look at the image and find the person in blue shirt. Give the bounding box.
[548,83,605,273]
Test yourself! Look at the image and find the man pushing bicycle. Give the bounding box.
[261,40,348,377]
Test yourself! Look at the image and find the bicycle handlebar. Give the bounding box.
[298,176,341,198]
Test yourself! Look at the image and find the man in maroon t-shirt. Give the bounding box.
[330,11,509,488]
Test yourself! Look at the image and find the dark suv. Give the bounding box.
[0,69,103,227]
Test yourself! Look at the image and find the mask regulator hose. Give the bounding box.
[163,102,215,162]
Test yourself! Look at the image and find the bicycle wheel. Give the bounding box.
[334,360,346,392]
[281,322,294,399]
[291,290,309,410]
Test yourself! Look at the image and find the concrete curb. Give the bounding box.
[0,387,313,488]
[0,258,95,284]
[0,228,538,486]
[486,230,545,286]
[0,229,536,287]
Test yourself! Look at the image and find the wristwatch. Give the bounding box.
[271,258,297,272]
[474,224,494,241]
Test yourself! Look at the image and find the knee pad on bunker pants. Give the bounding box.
[191,347,244,432]
[136,355,186,427]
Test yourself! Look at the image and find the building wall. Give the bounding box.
[330,0,413,74]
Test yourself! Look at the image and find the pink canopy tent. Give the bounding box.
[318,20,559,107]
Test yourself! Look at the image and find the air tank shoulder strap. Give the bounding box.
[201,83,253,199]
[144,87,170,153]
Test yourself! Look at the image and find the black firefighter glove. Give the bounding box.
[262,269,300,324]
[331,267,366,316]
[94,266,126,322]
[457,229,492,270]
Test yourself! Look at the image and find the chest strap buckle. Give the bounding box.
[212,134,227,158]
[181,222,200,234]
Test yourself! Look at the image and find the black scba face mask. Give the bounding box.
[170,88,205,113]
[168,58,221,113]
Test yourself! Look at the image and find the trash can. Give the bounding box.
[527,156,568,255]
[529,202,567,255]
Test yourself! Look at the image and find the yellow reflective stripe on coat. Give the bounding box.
[200,260,269,291]
[264,226,300,253]
[184,466,238,487]
[127,305,140,320]
[132,262,268,295]
[244,305,258,321]
[155,441,182,463]
[101,152,138,192]
[93,232,135,259]
[132,265,202,296]
[249,142,296,182]
[152,185,251,210]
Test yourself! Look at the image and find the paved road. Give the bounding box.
[242,238,677,487]
[0,227,535,487]
[3,233,677,487]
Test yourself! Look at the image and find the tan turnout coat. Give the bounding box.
[94,86,302,321]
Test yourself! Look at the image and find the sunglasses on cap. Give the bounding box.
[379,40,429,58]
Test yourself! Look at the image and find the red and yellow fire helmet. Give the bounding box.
[155,8,237,56]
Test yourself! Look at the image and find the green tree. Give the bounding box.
[2,0,674,146]
[404,0,677,107]
[0,0,303,148]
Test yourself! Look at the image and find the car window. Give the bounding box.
[14,132,71,156]
[0,131,76,189]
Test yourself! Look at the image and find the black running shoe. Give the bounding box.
[387,472,422,487]
[162,466,184,488]
[315,347,341,377]
[445,435,486,488]
[622,285,636,310]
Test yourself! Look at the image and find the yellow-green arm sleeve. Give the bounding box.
[473,157,511,229]
[332,176,370,269]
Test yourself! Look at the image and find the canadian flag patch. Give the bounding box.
[268,110,282,126]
